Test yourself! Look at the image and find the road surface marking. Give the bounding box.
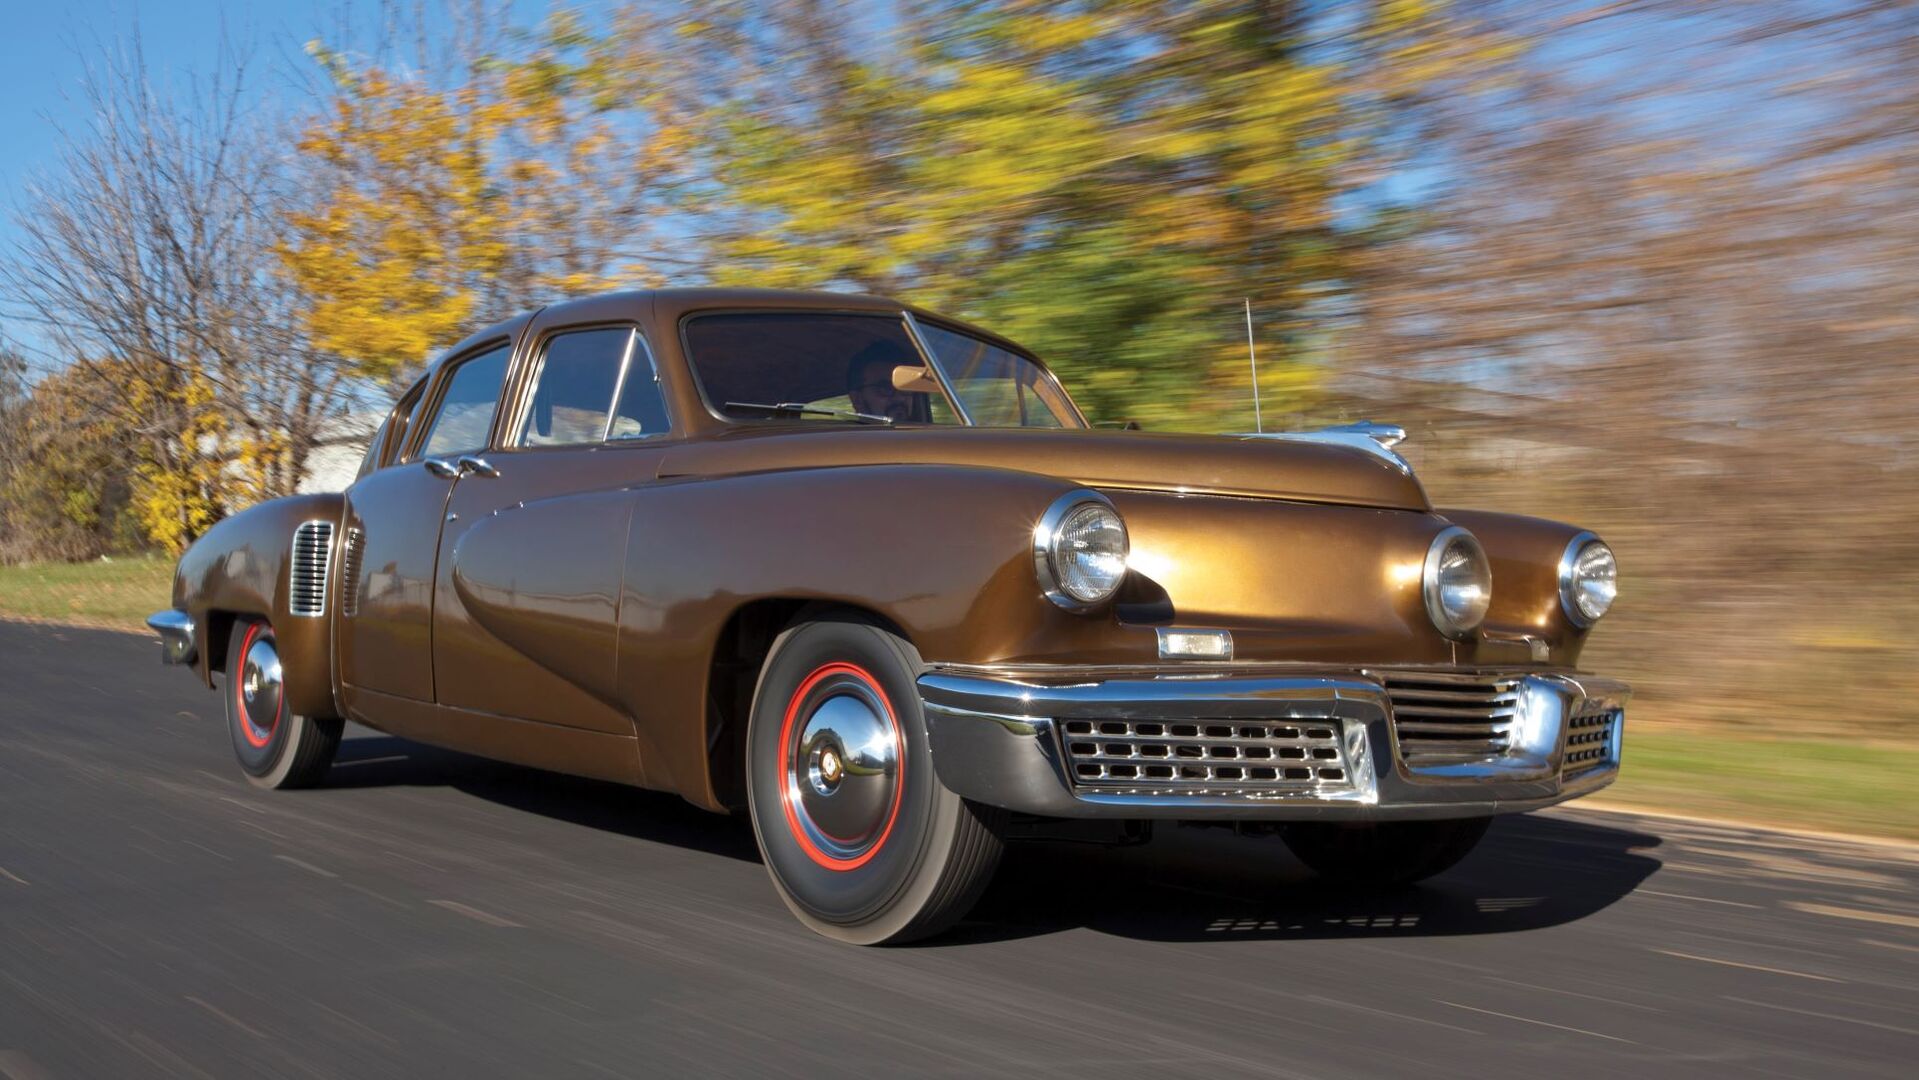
[1436,1001,1634,1043]
[1303,994,1482,1034]
[0,866,27,886]
[1652,949,1843,982]
[274,855,338,879]
[1785,901,1919,929]
[1634,889,1759,909]
[185,996,266,1039]
[429,900,522,928]
[1724,997,1919,1037]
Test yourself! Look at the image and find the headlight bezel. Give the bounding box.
[1422,525,1492,640]
[1558,532,1616,628]
[1033,490,1129,612]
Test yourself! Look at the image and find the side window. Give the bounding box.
[516,327,670,446]
[357,377,428,479]
[915,322,1071,428]
[416,345,511,460]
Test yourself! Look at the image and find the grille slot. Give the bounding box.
[338,527,365,617]
[1563,703,1620,778]
[1377,670,1519,765]
[289,520,335,618]
[1059,718,1350,795]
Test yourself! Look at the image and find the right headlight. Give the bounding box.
[1034,491,1129,611]
[1423,526,1491,639]
[1560,533,1617,627]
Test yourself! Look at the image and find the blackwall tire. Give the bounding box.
[745,617,1005,945]
[1280,816,1492,886]
[223,619,341,790]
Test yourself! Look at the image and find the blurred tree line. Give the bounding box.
[1,0,1914,733]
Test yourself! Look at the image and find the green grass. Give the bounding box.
[0,556,1913,842]
[1599,728,1919,842]
[0,555,174,629]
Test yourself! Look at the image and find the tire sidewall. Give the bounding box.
[224,618,328,790]
[745,619,966,942]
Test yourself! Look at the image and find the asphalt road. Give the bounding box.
[2,620,1915,1078]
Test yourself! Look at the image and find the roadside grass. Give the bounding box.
[1600,728,1919,843]
[1,556,1913,842]
[0,555,172,630]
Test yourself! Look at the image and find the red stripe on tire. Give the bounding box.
[777,661,905,872]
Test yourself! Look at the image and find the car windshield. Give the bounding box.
[683,311,1082,428]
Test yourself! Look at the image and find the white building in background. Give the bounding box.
[295,411,384,494]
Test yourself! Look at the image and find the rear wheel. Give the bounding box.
[224,619,341,790]
[745,617,1004,945]
[1281,817,1492,886]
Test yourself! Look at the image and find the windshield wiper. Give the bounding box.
[723,401,893,425]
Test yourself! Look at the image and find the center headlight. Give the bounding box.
[1034,492,1129,611]
[1560,534,1617,626]
[1423,526,1491,638]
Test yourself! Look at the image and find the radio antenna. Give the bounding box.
[1244,298,1263,433]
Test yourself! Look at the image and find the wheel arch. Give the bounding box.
[702,598,913,812]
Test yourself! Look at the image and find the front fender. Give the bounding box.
[173,492,343,718]
[614,463,1092,803]
[1440,508,1603,667]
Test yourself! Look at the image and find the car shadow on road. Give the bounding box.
[326,731,1661,944]
[949,813,1664,945]
[326,732,762,864]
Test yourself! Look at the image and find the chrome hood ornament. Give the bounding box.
[1241,420,1414,475]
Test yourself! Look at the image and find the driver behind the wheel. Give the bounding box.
[846,345,925,423]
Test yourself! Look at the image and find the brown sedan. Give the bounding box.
[148,288,1628,944]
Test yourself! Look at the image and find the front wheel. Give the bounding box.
[224,619,341,790]
[745,617,1004,945]
[1280,816,1492,886]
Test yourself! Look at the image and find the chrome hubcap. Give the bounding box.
[790,689,900,857]
[239,637,283,740]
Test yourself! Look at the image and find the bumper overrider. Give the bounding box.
[146,610,197,666]
[919,668,1629,820]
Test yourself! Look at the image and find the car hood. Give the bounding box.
[659,426,1430,512]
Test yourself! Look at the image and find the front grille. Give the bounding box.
[1376,669,1519,765]
[1060,718,1350,795]
[1564,702,1621,778]
[338,527,365,617]
[289,520,334,617]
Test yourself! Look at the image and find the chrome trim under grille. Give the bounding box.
[1564,701,1622,779]
[1060,717,1352,795]
[338,526,365,617]
[289,520,334,617]
[1375,669,1519,765]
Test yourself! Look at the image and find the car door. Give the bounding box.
[429,321,675,733]
[338,338,516,703]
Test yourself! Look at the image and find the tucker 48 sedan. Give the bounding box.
[149,288,1627,944]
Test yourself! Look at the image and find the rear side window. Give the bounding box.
[357,377,428,478]
[416,345,510,459]
[517,327,670,446]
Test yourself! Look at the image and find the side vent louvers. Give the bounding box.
[339,527,365,618]
[289,520,334,617]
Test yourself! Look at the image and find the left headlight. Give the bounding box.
[1034,491,1129,611]
[1560,534,1617,626]
[1423,526,1492,639]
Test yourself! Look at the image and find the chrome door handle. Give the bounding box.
[422,457,460,478]
[456,455,499,478]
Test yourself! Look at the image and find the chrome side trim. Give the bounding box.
[146,609,197,665]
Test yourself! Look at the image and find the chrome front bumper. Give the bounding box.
[919,668,1629,821]
[146,609,197,665]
